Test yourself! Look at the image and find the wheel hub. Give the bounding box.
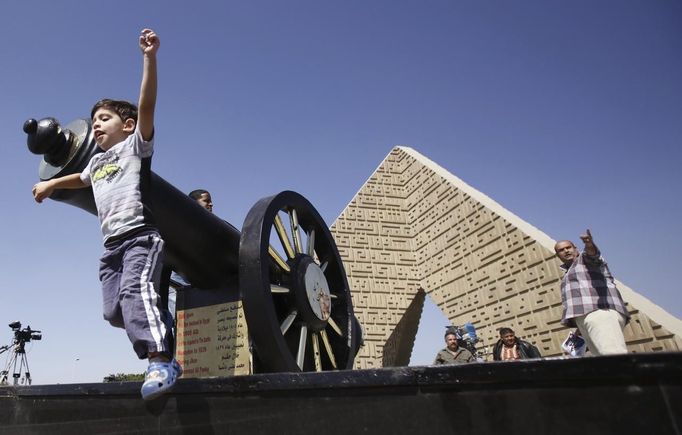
[292,256,331,331]
[304,261,331,321]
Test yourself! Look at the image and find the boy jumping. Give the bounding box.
[32,28,180,400]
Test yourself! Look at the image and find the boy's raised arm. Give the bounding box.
[137,28,160,142]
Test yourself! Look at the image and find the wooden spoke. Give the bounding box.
[280,310,297,334]
[289,209,304,254]
[297,325,308,370]
[320,330,338,369]
[274,214,295,259]
[312,332,322,372]
[306,229,316,257]
[271,284,290,294]
[327,317,343,337]
[268,245,291,273]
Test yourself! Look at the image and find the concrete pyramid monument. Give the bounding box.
[331,147,682,368]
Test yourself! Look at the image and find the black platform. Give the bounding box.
[1,353,680,434]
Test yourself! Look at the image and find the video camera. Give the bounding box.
[9,321,42,343]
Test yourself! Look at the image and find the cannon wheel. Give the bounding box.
[239,191,358,372]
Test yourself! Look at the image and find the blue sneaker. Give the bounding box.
[141,359,182,401]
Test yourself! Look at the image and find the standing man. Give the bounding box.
[169,188,216,312]
[433,330,475,365]
[554,229,630,355]
[492,327,541,361]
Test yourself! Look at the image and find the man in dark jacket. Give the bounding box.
[492,328,541,361]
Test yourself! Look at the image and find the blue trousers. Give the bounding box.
[99,229,172,359]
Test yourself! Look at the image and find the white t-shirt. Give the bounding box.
[80,129,155,243]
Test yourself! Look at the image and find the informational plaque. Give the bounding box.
[175,286,251,377]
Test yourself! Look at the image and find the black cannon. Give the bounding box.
[24,117,360,373]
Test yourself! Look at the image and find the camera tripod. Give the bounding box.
[0,340,32,385]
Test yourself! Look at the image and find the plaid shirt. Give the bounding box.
[559,250,630,327]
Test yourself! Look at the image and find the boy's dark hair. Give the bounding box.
[189,189,209,200]
[499,327,514,336]
[90,99,138,123]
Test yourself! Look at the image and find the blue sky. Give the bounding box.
[1,1,680,384]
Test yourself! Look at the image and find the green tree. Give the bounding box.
[103,373,145,382]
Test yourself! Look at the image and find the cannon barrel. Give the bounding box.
[26,117,239,289]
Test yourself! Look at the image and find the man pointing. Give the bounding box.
[554,229,630,355]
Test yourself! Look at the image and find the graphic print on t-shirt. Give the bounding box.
[92,152,122,184]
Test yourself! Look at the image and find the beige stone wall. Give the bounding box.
[332,151,421,368]
[331,147,682,368]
